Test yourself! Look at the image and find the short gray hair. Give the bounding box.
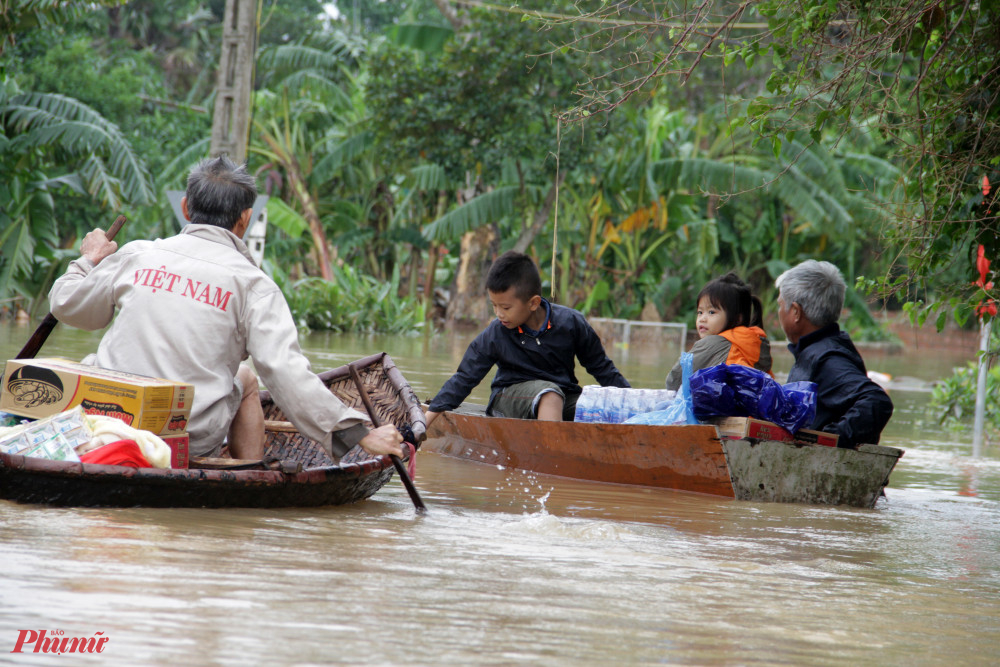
[775,260,846,328]
[185,156,257,230]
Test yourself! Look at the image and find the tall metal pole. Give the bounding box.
[210,0,257,162]
[972,318,991,458]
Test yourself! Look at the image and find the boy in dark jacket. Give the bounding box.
[425,251,629,426]
[776,260,893,448]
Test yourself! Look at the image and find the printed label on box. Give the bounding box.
[161,433,190,469]
[710,416,838,447]
[1,358,193,436]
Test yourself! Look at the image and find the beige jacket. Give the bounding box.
[49,224,368,456]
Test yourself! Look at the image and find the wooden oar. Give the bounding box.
[190,456,302,473]
[264,419,297,433]
[16,215,127,360]
[348,364,427,513]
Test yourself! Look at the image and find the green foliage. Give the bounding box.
[326,0,443,34]
[265,197,309,238]
[4,89,155,207]
[554,1,999,329]
[929,356,1000,439]
[423,184,546,241]
[18,32,210,175]
[365,12,603,182]
[0,0,125,51]
[278,264,426,334]
[550,91,898,326]
[257,0,329,45]
[252,32,428,284]
[386,23,454,53]
[2,0,978,340]
[0,73,156,307]
[842,286,898,344]
[1,5,214,306]
[0,170,58,302]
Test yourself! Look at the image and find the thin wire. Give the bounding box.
[551,120,561,302]
[244,0,263,165]
[459,0,768,29]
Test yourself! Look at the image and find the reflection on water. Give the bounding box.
[1,323,998,665]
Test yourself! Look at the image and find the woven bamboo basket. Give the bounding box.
[260,352,426,468]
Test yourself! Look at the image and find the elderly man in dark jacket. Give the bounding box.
[776,260,893,448]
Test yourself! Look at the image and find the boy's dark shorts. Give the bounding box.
[488,380,578,421]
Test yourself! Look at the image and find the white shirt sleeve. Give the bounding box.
[48,255,118,331]
[244,287,369,448]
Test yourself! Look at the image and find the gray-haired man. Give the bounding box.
[776,260,893,448]
[49,156,402,461]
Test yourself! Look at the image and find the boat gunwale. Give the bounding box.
[0,449,392,484]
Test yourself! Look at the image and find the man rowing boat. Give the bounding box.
[48,156,403,461]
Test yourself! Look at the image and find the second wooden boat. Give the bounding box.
[423,404,903,508]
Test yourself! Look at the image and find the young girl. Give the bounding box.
[665,272,772,390]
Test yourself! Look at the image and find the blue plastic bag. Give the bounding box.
[623,352,699,425]
[688,364,817,433]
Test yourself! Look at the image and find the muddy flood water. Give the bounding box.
[0,322,998,665]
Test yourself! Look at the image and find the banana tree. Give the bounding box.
[253,32,425,284]
[0,78,154,309]
[0,0,127,53]
[251,32,369,281]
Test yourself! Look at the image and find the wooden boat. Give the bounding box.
[423,404,903,508]
[0,353,426,508]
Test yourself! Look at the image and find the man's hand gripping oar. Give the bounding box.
[16,216,126,360]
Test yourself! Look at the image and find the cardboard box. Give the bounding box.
[709,416,839,447]
[1,358,193,436]
[161,433,190,469]
[790,428,840,448]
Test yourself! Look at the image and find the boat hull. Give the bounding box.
[722,439,902,508]
[0,454,394,508]
[424,405,904,508]
[425,406,736,498]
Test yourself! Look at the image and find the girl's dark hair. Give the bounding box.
[697,272,763,331]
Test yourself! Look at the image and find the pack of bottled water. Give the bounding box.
[573,385,677,424]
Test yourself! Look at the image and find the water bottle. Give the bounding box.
[623,389,638,422]
[573,387,589,422]
[574,386,599,422]
[597,387,613,423]
[577,386,677,423]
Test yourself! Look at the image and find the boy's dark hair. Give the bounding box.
[486,251,542,302]
[698,272,763,331]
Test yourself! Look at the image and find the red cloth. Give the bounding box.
[404,441,417,479]
[80,440,152,468]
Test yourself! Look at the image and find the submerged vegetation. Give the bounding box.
[277,264,426,335]
[930,351,1000,440]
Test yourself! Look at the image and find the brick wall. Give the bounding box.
[882,312,982,354]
